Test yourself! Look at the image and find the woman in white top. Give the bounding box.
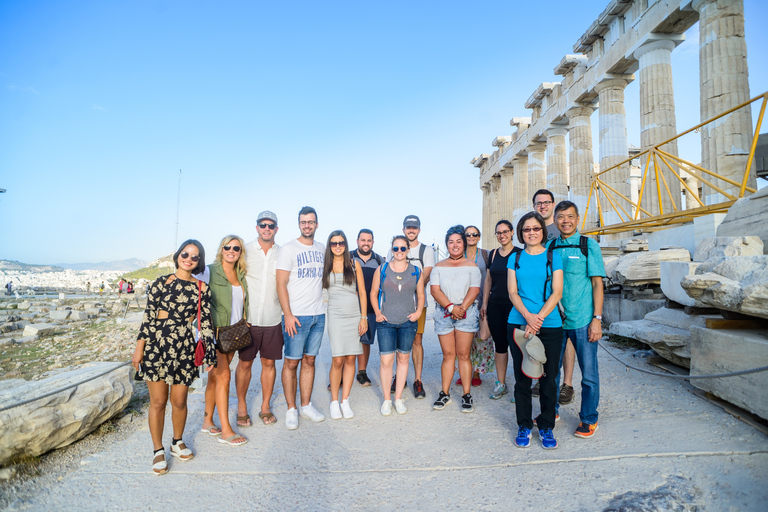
[199,235,249,446]
[430,226,482,413]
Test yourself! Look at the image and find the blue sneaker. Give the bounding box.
[538,428,558,449]
[515,427,531,448]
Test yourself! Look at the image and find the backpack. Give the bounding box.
[378,262,421,310]
[351,249,383,266]
[513,236,588,302]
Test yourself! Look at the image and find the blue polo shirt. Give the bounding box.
[551,232,606,330]
[507,249,563,328]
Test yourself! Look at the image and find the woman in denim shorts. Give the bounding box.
[430,226,482,413]
[370,235,425,416]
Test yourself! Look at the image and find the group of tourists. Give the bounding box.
[131,193,605,475]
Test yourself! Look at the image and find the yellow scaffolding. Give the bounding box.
[582,92,766,236]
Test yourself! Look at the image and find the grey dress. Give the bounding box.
[327,273,363,357]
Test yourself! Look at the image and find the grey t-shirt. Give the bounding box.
[546,222,561,243]
[380,263,419,325]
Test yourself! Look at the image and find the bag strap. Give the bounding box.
[196,280,202,330]
[481,249,489,269]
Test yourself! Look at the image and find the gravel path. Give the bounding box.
[2,319,767,511]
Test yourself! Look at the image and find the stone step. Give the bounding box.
[643,307,721,331]
[609,319,691,368]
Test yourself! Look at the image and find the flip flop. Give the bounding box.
[218,434,248,446]
[258,412,277,425]
[236,415,252,427]
[200,425,222,436]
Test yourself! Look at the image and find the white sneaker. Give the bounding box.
[329,400,342,420]
[340,399,354,419]
[380,400,393,416]
[299,403,325,422]
[394,398,407,415]
[285,408,299,430]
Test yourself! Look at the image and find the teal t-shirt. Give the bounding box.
[507,249,563,328]
[551,232,606,330]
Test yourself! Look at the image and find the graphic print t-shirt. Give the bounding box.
[276,239,325,316]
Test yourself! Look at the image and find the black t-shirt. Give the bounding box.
[351,249,383,315]
[488,249,513,306]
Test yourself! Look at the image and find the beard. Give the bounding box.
[357,247,372,256]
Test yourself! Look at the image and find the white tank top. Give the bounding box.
[230,285,244,324]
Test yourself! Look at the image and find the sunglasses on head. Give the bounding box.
[392,246,408,252]
[330,241,346,247]
[223,245,241,252]
[258,222,276,229]
[180,252,200,262]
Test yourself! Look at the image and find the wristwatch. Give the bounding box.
[593,315,602,320]
[447,304,454,314]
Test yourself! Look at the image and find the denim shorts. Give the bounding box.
[360,312,377,345]
[377,320,417,355]
[282,314,325,360]
[433,303,480,336]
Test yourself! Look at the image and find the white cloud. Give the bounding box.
[92,104,106,111]
[6,83,40,95]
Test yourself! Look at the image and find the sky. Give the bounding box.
[1,0,767,265]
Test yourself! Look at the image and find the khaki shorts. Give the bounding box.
[416,307,428,335]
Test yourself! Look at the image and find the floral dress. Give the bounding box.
[135,274,216,386]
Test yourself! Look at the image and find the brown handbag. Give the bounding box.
[216,297,251,353]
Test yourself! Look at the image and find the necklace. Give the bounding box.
[449,255,463,261]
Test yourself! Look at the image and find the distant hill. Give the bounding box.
[123,254,175,281]
[55,258,148,272]
[0,260,64,272]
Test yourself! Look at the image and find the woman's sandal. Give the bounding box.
[218,434,248,446]
[201,425,222,436]
[170,441,194,461]
[152,449,168,476]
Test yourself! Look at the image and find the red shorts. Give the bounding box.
[239,324,284,361]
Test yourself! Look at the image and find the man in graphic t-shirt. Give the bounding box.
[276,206,326,430]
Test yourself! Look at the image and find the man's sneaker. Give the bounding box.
[285,408,299,430]
[515,426,532,448]
[461,393,474,413]
[391,377,407,395]
[357,370,371,387]
[533,414,560,430]
[413,380,426,399]
[559,384,575,405]
[299,403,325,422]
[531,381,540,397]
[489,381,508,400]
[538,428,558,449]
[340,399,354,419]
[574,421,598,438]
[432,391,451,410]
[329,401,342,420]
[394,398,407,415]
[380,400,393,416]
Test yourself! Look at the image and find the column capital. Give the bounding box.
[492,135,513,148]
[545,126,568,138]
[567,104,596,119]
[526,142,547,153]
[499,167,514,177]
[510,117,532,128]
[480,182,491,192]
[594,76,632,94]
[633,39,676,61]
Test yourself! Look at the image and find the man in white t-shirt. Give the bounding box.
[387,215,435,399]
[236,210,283,427]
[276,206,326,430]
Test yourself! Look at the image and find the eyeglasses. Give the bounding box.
[329,241,346,247]
[533,201,554,208]
[392,246,408,252]
[223,245,241,252]
[495,229,511,237]
[258,222,276,229]
[522,227,543,233]
[466,233,480,238]
[299,221,317,226]
[180,252,200,262]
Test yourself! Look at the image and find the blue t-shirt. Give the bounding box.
[507,249,563,328]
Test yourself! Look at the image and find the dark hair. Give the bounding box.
[391,235,409,248]
[465,225,481,237]
[357,228,373,239]
[516,213,548,246]
[298,206,317,223]
[444,225,467,248]
[173,239,206,275]
[495,219,514,234]
[532,189,554,204]
[554,200,580,217]
[322,230,355,289]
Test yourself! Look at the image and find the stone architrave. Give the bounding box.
[499,167,514,227]
[546,127,569,203]
[612,248,691,287]
[567,105,597,231]
[693,0,756,204]
[634,39,682,216]
[594,78,632,237]
[527,143,547,201]
[512,157,529,227]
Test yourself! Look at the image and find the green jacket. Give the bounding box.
[207,262,249,330]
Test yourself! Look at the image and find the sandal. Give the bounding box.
[236,415,252,427]
[152,449,168,476]
[170,441,194,461]
[218,434,248,446]
[258,412,277,425]
[201,425,222,436]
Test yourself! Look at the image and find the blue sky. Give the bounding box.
[1,0,766,265]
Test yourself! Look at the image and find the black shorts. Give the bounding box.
[239,324,284,361]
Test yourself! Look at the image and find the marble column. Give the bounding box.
[546,127,569,203]
[594,78,632,235]
[527,143,547,204]
[490,177,502,249]
[634,40,682,215]
[567,105,597,232]
[499,167,514,228]
[481,183,491,250]
[512,157,529,229]
[693,0,756,204]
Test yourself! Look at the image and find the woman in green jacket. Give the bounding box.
[199,235,249,446]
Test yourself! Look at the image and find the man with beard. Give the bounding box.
[350,229,384,387]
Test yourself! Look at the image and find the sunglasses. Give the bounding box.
[258,222,276,229]
[330,241,346,247]
[522,227,543,233]
[466,233,480,238]
[223,245,241,252]
[180,252,200,262]
[392,246,408,252]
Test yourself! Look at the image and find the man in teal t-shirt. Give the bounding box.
[551,201,605,439]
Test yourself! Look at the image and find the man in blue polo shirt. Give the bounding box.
[551,200,605,438]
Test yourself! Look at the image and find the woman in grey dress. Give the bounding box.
[322,230,367,420]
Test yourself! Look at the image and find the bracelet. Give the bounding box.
[446,303,454,313]
[361,316,368,320]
